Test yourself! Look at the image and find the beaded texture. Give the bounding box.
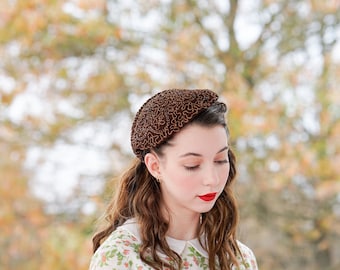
[131,89,218,160]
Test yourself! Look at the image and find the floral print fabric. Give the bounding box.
[89,221,258,270]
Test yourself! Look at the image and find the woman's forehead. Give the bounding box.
[164,124,228,154]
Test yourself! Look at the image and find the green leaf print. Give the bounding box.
[187,246,209,269]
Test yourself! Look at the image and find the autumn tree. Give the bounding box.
[0,0,339,269]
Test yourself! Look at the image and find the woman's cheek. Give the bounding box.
[178,175,200,191]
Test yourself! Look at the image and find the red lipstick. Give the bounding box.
[198,193,217,202]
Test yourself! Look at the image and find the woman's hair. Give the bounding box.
[92,101,240,270]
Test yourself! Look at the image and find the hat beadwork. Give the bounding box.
[130,89,218,160]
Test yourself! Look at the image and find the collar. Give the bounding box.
[166,235,209,258]
[120,218,209,258]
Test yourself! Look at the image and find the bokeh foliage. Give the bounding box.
[0,0,339,269]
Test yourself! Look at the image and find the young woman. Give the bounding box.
[90,89,258,270]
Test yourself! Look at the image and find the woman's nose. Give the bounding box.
[202,166,219,186]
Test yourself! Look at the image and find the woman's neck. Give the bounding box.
[165,211,201,241]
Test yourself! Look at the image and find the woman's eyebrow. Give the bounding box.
[179,146,229,158]
[217,146,229,154]
[179,152,202,158]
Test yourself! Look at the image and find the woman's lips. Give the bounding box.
[198,193,217,201]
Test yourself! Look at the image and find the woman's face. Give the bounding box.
[156,124,230,217]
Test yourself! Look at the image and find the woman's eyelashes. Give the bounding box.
[184,159,229,171]
[184,165,200,171]
[215,159,229,165]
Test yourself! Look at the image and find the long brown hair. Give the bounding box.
[92,102,240,270]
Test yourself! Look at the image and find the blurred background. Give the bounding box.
[0,0,339,269]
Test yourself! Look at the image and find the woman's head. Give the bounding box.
[138,98,232,218]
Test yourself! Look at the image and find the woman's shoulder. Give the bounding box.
[95,219,141,252]
[236,241,258,270]
[89,221,146,270]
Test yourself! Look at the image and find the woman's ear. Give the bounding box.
[144,152,161,178]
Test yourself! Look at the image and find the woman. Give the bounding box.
[90,89,258,270]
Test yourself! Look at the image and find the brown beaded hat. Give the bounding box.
[131,89,219,160]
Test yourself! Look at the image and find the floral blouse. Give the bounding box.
[90,219,258,270]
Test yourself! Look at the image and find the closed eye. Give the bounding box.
[184,165,200,171]
[215,160,229,164]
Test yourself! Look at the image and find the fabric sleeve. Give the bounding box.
[237,241,259,270]
[89,229,141,270]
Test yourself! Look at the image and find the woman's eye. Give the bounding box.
[215,160,229,165]
[184,165,199,171]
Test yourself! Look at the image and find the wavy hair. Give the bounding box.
[92,102,240,270]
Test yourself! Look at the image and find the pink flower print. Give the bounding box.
[251,259,257,269]
[101,253,107,263]
[183,261,190,269]
[192,256,199,266]
[131,235,138,241]
[123,249,130,255]
[123,240,131,246]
